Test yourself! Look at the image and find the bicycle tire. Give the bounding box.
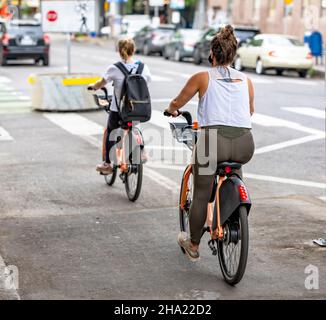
[179,166,193,254]
[104,166,117,186]
[217,205,249,285]
[125,162,143,202]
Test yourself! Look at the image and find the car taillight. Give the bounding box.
[306,52,313,60]
[2,33,10,46]
[43,34,50,45]
[268,51,277,57]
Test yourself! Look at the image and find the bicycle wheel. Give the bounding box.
[179,166,193,253]
[125,161,143,202]
[104,166,117,186]
[217,205,249,285]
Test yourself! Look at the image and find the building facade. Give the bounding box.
[208,0,326,42]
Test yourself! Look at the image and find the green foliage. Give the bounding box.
[185,0,197,7]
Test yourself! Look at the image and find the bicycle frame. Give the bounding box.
[180,164,225,240]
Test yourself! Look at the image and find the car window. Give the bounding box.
[7,25,43,36]
[235,30,259,42]
[267,37,304,47]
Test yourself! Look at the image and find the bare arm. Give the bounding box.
[247,77,254,116]
[165,72,207,116]
[88,78,107,91]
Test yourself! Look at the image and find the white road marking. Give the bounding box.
[282,107,325,119]
[151,75,171,82]
[144,167,180,192]
[147,163,326,189]
[160,70,191,79]
[0,126,14,141]
[254,134,324,154]
[251,113,324,135]
[250,77,274,84]
[44,113,104,136]
[0,76,11,84]
[277,78,317,86]
[319,196,326,202]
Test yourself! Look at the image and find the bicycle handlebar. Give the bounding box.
[88,86,109,100]
[164,110,193,125]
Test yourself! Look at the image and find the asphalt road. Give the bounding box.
[0,36,325,300]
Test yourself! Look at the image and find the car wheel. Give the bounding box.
[276,69,283,76]
[298,70,308,78]
[234,56,243,71]
[42,56,49,66]
[255,59,265,75]
[174,49,181,62]
[193,48,201,65]
[143,43,150,56]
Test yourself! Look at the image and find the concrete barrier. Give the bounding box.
[28,73,102,111]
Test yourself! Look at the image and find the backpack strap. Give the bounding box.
[114,62,130,77]
[136,62,144,75]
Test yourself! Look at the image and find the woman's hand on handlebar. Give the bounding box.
[164,108,180,118]
[87,84,96,91]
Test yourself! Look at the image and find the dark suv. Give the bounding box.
[0,20,50,66]
[193,25,260,65]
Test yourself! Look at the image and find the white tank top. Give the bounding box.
[197,67,252,129]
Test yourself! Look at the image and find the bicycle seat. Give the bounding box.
[216,162,242,170]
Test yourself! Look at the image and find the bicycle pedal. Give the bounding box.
[208,239,218,256]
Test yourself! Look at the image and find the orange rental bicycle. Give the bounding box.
[164,110,251,285]
[92,88,143,202]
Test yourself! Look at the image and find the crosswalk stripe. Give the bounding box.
[0,76,11,84]
[151,75,171,82]
[282,107,325,119]
[44,113,104,136]
[276,78,317,86]
[147,163,326,189]
[0,126,14,141]
[251,113,324,135]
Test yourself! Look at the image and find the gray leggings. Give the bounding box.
[189,126,255,245]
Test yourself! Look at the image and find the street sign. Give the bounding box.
[41,1,96,33]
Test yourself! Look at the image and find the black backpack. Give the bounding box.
[114,62,151,123]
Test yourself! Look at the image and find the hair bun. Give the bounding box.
[220,25,234,39]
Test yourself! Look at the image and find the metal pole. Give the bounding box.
[154,6,159,18]
[67,33,71,74]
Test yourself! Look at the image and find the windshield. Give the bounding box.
[235,30,259,41]
[267,37,304,47]
[7,24,42,36]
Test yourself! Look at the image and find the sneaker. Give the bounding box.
[177,232,200,262]
[96,162,113,175]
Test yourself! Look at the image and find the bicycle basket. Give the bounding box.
[170,122,194,144]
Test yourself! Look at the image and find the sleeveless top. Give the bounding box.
[197,67,252,129]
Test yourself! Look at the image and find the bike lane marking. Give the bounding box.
[282,107,325,119]
[146,163,326,190]
[0,126,14,141]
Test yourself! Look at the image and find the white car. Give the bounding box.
[235,34,313,78]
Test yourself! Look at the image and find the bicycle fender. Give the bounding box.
[216,175,252,226]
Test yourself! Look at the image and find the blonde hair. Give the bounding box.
[118,38,136,61]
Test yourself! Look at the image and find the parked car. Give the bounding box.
[120,14,151,40]
[163,28,203,61]
[193,25,260,65]
[133,24,176,56]
[234,34,313,77]
[0,19,50,66]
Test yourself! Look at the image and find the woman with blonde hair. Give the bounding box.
[89,38,152,174]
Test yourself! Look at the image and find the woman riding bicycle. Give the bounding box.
[88,39,152,175]
[164,25,255,261]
